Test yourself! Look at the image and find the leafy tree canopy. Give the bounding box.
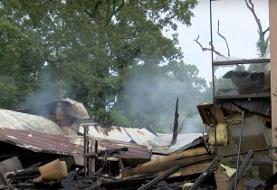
[0,0,211,132]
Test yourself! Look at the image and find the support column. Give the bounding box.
[269,0,277,172]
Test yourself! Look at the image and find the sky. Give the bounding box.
[176,0,269,82]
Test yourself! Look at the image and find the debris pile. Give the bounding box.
[0,98,274,189]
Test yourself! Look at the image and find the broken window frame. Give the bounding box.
[212,58,270,100]
[209,1,270,100]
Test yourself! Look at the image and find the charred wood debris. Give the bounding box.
[0,98,275,190]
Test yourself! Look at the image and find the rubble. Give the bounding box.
[0,98,274,189]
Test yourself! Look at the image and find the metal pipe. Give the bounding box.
[213,58,270,66]
[229,150,254,190]
[234,110,245,190]
[189,156,219,190]
[210,0,215,101]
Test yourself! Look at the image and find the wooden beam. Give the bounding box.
[137,165,180,190]
[121,147,209,177]
[168,162,210,178]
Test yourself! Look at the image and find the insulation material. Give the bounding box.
[225,114,242,124]
[219,164,236,178]
[208,123,228,146]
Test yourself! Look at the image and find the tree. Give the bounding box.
[0,0,210,130]
[0,6,43,108]
[245,0,269,57]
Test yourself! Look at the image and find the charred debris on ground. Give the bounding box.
[0,97,274,190]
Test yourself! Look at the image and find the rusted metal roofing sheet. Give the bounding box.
[0,128,151,160]
[0,109,64,135]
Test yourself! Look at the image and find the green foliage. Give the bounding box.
[0,0,212,131]
[256,35,269,57]
[0,14,41,108]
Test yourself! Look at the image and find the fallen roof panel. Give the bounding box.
[152,133,204,154]
[80,125,203,154]
[0,109,64,135]
[17,98,90,120]
[86,125,132,142]
[0,128,151,160]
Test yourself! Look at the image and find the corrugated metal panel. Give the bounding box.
[124,128,158,147]
[59,98,90,119]
[85,125,132,142]
[80,125,158,146]
[152,133,204,154]
[156,133,203,145]
[0,128,151,160]
[16,98,90,129]
[0,109,64,135]
[17,98,90,120]
[80,125,203,154]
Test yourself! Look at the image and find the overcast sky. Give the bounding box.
[177,0,269,82]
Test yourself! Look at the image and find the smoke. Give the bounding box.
[22,66,61,109]
[179,115,203,133]
[116,66,209,133]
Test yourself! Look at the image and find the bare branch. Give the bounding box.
[217,20,230,57]
[245,0,269,56]
[245,0,263,33]
[262,27,270,36]
[194,35,225,57]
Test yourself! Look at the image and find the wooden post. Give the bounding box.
[269,0,277,173]
[83,124,89,176]
[88,138,96,177]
